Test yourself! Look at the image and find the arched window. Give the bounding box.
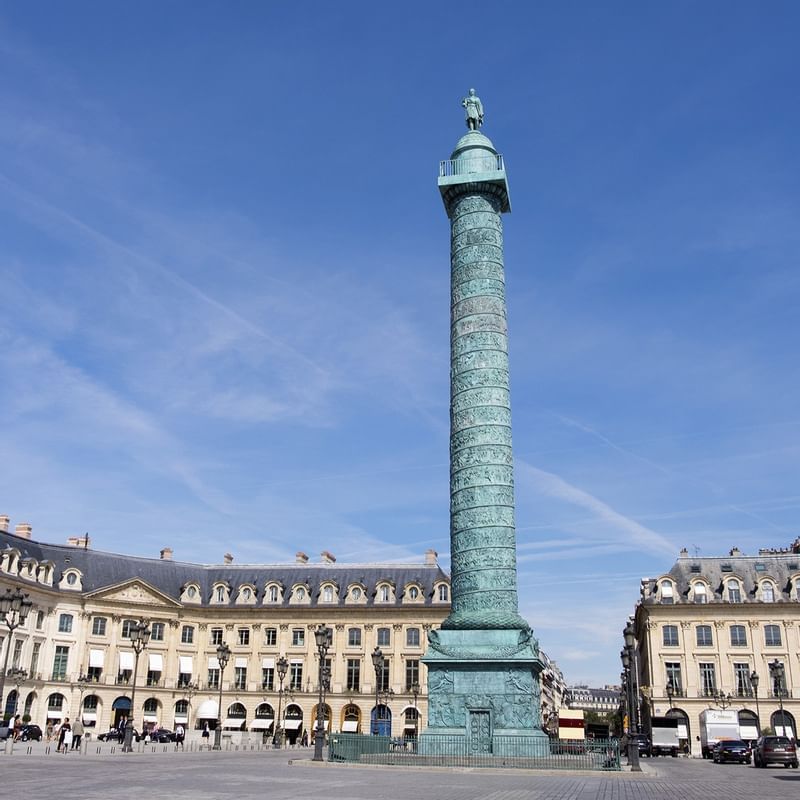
[408,586,419,600]
[660,581,674,604]
[268,585,279,603]
[693,583,707,604]
[378,585,390,603]
[322,585,333,602]
[216,586,226,602]
[727,580,742,603]
[438,584,449,602]
[762,582,775,602]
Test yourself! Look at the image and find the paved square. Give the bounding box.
[3,746,800,800]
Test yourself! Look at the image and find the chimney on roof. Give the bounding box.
[425,549,438,566]
[679,547,688,558]
[296,551,309,564]
[0,515,9,533]
[223,552,234,565]
[14,523,32,540]
[160,547,173,561]
[320,550,336,564]
[792,537,800,555]
[730,547,741,557]
[66,535,91,548]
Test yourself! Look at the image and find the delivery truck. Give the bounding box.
[699,709,741,759]
[650,716,679,756]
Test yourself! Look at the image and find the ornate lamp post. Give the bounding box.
[213,642,231,750]
[122,619,151,752]
[312,625,333,762]
[769,660,787,735]
[182,680,199,731]
[750,671,761,733]
[0,588,33,717]
[411,681,420,740]
[666,683,674,709]
[273,655,288,748]
[622,623,641,772]
[712,690,733,709]
[371,646,385,735]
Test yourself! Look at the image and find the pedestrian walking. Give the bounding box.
[71,718,84,749]
[46,721,54,742]
[58,717,72,753]
[202,721,210,747]
[175,723,185,750]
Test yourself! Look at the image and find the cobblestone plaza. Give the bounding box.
[3,748,800,800]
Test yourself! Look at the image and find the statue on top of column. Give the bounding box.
[462,88,484,130]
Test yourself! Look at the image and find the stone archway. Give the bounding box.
[340,703,361,733]
[771,709,796,739]
[111,695,131,728]
[665,708,690,754]
[284,704,303,744]
[738,709,760,743]
[370,704,391,736]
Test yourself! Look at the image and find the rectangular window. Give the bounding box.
[699,663,716,696]
[150,622,165,641]
[377,659,390,692]
[734,663,752,696]
[406,659,420,691]
[234,666,247,690]
[406,628,421,647]
[92,617,107,636]
[238,628,250,646]
[52,645,69,680]
[29,642,40,677]
[377,627,391,647]
[662,625,679,647]
[207,668,220,689]
[211,628,223,646]
[665,662,682,695]
[87,666,102,682]
[696,625,713,647]
[348,628,362,647]
[264,628,277,646]
[146,669,161,686]
[121,619,136,638]
[728,584,742,603]
[730,625,747,647]
[181,625,194,644]
[11,639,23,669]
[347,658,361,691]
[289,663,303,690]
[291,628,305,647]
[262,667,274,690]
[58,614,73,634]
[765,624,782,647]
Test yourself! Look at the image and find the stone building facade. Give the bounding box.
[0,519,451,741]
[632,541,800,755]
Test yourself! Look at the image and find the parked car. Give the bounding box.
[19,724,43,742]
[753,736,799,768]
[0,725,11,741]
[145,728,176,743]
[97,727,141,743]
[712,739,751,764]
[621,733,651,757]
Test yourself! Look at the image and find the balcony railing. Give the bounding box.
[439,155,504,178]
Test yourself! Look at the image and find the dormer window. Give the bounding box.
[660,580,674,605]
[409,586,419,600]
[438,584,449,602]
[351,587,362,601]
[242,588,251,601]
[268,585,279,603]
[322,585,334,603]
[693,583,707,604]
[217,586,226,602]
[762,582,775,602]
[378,585,390,603]
[296,587,306,601]
[727,580,742,603]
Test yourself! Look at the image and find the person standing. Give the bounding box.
[57,717,72,753]
[201,721,210,747]
[71,718,84,750]
[175,723,185,750]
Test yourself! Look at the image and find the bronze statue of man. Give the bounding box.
[462,88,484,130]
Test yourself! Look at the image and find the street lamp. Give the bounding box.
[122,619,151,752]
[371,646,385,735]
[712,690,733,710]
[769,660,786,736]
[411,681,420,740]
[182,680,199,731]
[750,671,761,733]
[273,655,288,747]
[313,624,333,762]
[622,624,641,772]
[213,642,231,750]
[666,683,674,709]
[0,588,33,717]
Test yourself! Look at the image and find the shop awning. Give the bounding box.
[89,649,105,668]
[251,719,274,729]
[342,720,359,732]
[148,653,163,671]
[46,711,63,720]
[283,719,302,730]
[143,713,158,723]
[119,652,134,670]
[81,712,98,722]
[740,724,758,739]
[223,718,245,728]
[196,699,219,719]
[179,656,193,674]
[174,715,188,724]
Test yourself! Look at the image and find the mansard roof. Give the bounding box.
[0,530,449,607]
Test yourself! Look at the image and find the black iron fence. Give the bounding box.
[328,733,620,771]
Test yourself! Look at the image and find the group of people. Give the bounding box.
[46,717,85,752]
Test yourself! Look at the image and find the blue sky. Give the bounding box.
[1,2,798,686]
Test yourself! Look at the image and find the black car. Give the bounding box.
[622,733,651,757]
[754,736,799,768]
[145,728,176,743]
[19,724,43,742]
[97,727,141,743]
[712,739,751,764]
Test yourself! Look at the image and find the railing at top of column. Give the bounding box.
[439,154,504,177]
